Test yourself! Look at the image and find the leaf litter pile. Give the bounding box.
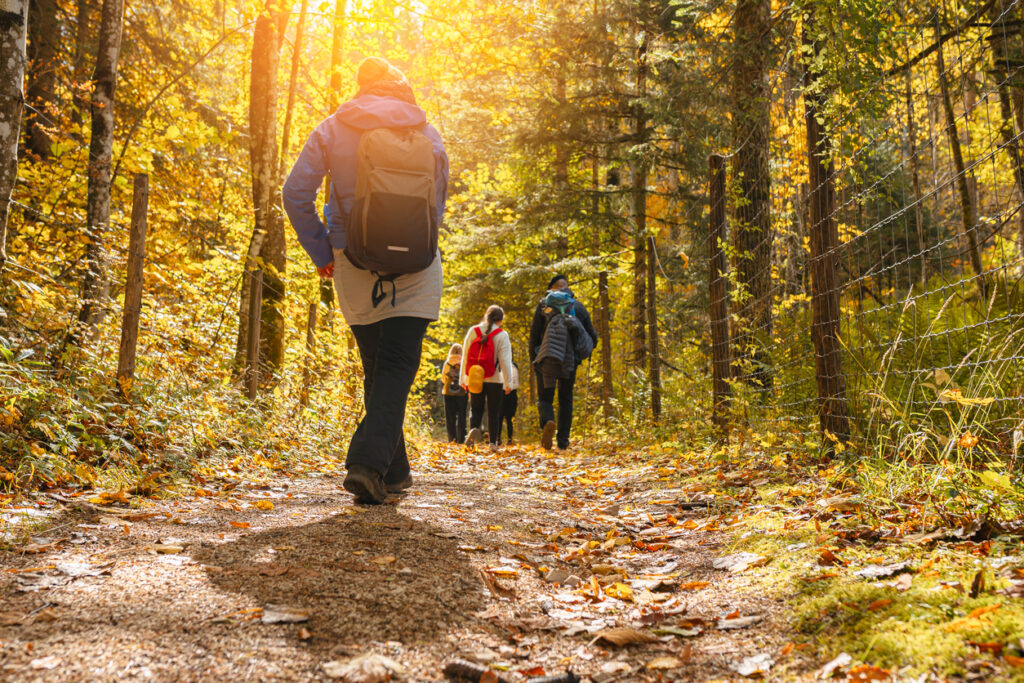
[0,441,1022,681]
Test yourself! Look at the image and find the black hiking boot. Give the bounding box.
[343,464,387,504]
[541,420,556,450]
[385,473,413,494]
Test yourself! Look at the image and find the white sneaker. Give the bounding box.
[465,427,483,446]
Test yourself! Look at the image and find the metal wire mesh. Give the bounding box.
[712,0,1024,460]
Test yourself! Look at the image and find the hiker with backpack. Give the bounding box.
[529,274,598,450]
[459,305,513,449]
[282,57,448,504]
[441,343,468,443]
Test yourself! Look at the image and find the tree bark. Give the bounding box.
[804,13,850,444]
[76,0,124,337]
[987,0,1024,256]
[708,154,731,430]
[631,32,648,370]
[598,270,612,419]
[71,0,90,124]
[0,0,30,278]
[25,0,59,158]
[730,0,773,388]
[905,73,927,285]
[235,10,287,377]
[646,234,661,420]
[935,18,986,299]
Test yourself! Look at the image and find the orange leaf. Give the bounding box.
[847,664,892,681]
[518,666,546,677]
[679,581,710,591]
[969,641,1003,655]
[230,521,250,529]
[780,643,795,656]
[967,603,1001,619]
[1006,655,1024,667]
[867,599,892,612]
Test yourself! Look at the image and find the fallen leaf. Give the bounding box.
[14,573,69,592]
[1006,655,1024,667]
[731,653,774,678]
[968,603,1001,619]
[679,581,710,591]
[230,521,250,529]
[590,627,658,647]
[847,664,892,681]
[817,652,852,678]
[780,643,795,656]
[855,562,910,579]
[261,604,310,624]
[969,641,1003,655]
[298,627,312,641]
[717,614,763,630]
[712,552,767,573]
[323,653,406,681]
[970,570,985,599]
[604,582,634,601]
[253,500,274,511]
[518,665,545,676]
[653,626,702,638]
[818,549,846,567]
[30,655,61,670]
[647,656,682,670]
[867,599,892,612]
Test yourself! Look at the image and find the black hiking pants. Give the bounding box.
[444,394,468,443]
[536,369,575,449]
[347,317,430,485]
[469,383,504,445]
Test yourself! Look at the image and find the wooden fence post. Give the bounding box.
[804,13,850,443]
[708,154,731,429]
[300,302,317,408]
[116,173,149,396]
[245,269,263,400]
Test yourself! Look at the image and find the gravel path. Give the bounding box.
[0,444,812,681]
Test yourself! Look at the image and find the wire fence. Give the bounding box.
[710,1,1024,462]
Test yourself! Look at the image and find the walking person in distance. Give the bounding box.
[460,305,513,449]
[529,274,598,450]
[441,343,468,443]
[500,360,520,445]
[282,57,448,504]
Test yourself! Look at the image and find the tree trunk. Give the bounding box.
[987,0,1024,255]
[905,73,927,285]
[319,0,347,316]
[554,64,569,261]
[708,154,731,429]
[631,32,648,370]
[935,18,986,299]
[804,11,849,444]
[646,235,661,420]
[235,10,287,377]
[76,0,124,336]
[730,0,773,388]
[71,0,91,125]
[0,0,30,277]
[25,0,59,158]
[599,270,612,419]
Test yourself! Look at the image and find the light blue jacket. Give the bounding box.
[282,95,449,269]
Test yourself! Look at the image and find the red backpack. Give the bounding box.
[466,326,501,379]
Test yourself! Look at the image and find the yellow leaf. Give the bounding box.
[253,500,273,511]
[605,582,634,601]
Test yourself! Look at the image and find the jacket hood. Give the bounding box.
[335,94,427,130]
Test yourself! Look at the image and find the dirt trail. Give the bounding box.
[0,445,808,681]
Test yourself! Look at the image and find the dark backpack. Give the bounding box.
[343,126,437,276]
[542,292,594,366]
[466,327,501,379]
[444,362,465,396]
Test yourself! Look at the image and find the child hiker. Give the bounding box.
[460,305,513,449]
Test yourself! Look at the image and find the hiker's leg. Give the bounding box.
[444,395,458,442]
[469,391,485,429]
[556,371,575,449]
[346,317,428,477]
[455,395,468,442]
[485,383,503,445]
[535,368,555,428]
[505,414,514,442]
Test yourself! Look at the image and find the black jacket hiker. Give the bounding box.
[528,287,598,449]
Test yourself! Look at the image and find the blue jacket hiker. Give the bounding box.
[282,57,449,504]
[528,274,598,450]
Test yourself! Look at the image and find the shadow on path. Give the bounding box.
[191,501,486,649]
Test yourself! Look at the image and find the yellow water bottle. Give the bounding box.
[468,365,485,394]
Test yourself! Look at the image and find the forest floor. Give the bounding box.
[0,441,1022,682]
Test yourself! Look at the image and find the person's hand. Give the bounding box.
[317,262,334,279]
[504,386,511,395]
[461,383,469,391]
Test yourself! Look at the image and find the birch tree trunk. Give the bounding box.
[730,0,773,389]
[76,0,123,336]
[0,0,30,277]
[235,10,287,377]
[25,0,59,158]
